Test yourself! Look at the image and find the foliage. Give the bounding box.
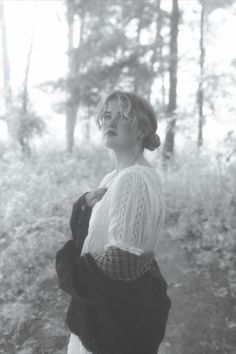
[0,144,112,353]
[45,0,170,109]
[6,104,46,155]
[0,145,111,292]
[0,144,236,352]
[14,111,46,154]
[201,0,236,14]
[163,146,236,295]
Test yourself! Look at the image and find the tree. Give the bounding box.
[147,0,165,102]
[197,1,205,147]
[64,0,126,152]
[22,0,37,114]
[162,0,179,163]
[196,0,235,147]
[45,0,171,152]
[0,0,12,139]
[65,0,80,153]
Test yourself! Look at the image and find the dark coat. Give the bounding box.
[55,194,171,354]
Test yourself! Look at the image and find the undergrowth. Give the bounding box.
[0,144,235,353]
[163,148,236,296]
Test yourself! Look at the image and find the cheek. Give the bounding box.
[120,124,132,138]
[120,127,139,144]
[101,124,107,136]
[130,118,141,132]
[127,122,140,139]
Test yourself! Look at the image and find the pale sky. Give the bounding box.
[4,0,67,87]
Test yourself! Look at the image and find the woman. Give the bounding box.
[56,91,171,354]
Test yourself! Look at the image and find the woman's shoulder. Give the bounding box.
[99,169,116,188]
[118,164,161,183]
[111,165,160,192]
[100,165,163,195]
[116,166,164,202]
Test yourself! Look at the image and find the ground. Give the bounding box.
[2,232,236,354]
[158,234,236,354]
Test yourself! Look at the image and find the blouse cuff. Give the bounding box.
[104,240,144,256]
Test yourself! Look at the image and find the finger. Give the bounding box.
[96,191,106,200]
[88,188,107,206]
[87,191,97,202]
[89,196,98,204]
[97,188,107,196]
[99,187,107,191]
[100,187,108,194]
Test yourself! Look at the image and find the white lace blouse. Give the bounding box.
[82,164,165,258]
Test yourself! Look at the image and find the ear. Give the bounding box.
[137,126,148,140]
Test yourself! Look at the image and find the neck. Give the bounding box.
[112,147,144,173]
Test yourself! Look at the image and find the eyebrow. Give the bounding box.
[104,110,122,115]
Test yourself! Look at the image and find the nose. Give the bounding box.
[108,114,118,127]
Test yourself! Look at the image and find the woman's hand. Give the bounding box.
[85,187,107,208]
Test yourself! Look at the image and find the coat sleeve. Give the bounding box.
[70,193,92,255]
[55,240,106,305]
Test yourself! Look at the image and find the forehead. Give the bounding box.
[105,97,128,112]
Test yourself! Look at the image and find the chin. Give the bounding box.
[104,140,117,150]
[103,136,118,149]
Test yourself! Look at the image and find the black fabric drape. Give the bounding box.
[56,193,171,354]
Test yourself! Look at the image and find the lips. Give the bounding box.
[105,129,117,136]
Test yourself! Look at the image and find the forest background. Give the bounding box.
[0,0,236,353]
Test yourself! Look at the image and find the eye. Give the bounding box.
[117,112,129,121]
[121,113,130,121]
[103,112,111,121]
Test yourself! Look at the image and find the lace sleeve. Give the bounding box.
[105,170,148,255]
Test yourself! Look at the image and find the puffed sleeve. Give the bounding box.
[105,170,148,255]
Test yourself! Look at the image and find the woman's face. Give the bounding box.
[101,98,142,152]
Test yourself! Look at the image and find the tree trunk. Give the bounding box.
[133,17,142,93]
[65,2,85,153]
[147,0,161,101]
[0,0,13,139]
[162,0,179,162]
[159,2,166,108]
[66,1,77,153]
[197,1,205,147]
[157,0,166,108]
[22,1,37,115]
[22,20,34,114]
[66,102,78,153]
[155,0,166,108]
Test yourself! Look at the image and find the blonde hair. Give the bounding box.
[96,90,160,151]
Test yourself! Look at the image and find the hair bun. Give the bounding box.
[144,133,161,151]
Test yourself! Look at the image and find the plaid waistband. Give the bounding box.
[93,246,154,281]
